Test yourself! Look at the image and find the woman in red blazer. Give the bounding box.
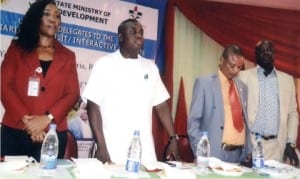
[1,0,80,161]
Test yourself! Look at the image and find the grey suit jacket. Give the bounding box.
[188,73,252,162]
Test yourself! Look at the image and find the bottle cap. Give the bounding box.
[255,133,262,139]
[49,124,57,130]
[202,131,208,136]
[134,130,140,136]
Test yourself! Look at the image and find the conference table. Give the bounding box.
[1,158,299,179]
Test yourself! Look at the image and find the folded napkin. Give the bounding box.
[0,155,30,174]
[72,158,112,179]
[0,160,29,173]
[158,162,196,179]
[208,157,241,171]
[104,164,150,178]
[261,160,300,178]
[208,157,243,176]
[143,161,164,172]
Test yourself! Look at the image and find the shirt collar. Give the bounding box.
[218,69,231,86]
[116,49,141,61]
[257,65,277,76]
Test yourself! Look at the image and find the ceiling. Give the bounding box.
[208,0,300,11]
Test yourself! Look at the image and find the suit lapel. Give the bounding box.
[250,68,260,123]
[276,71,285,136]
[234,79,246,110]
[23,49,40,76]
[212,74,224,124]
[234,79,250,127]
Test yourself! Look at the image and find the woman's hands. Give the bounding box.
[23,115,51,142]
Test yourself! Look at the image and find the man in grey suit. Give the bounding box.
[239,40,299,167]
[188,45,252,164]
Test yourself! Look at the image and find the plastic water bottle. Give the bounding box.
[196,131,210,175]
[125,130,142,173]
[40,124,59,169]
[252,134,264,173]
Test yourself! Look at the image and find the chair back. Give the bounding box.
[88,141,97,158]
[64,130,78,159]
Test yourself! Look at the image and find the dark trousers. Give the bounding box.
[1,125,67,162]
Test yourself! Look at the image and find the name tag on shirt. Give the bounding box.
[27,76,40,96]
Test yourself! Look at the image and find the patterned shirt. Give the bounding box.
[253,66,279,136]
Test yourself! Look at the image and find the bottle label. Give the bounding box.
[40,154,57,169]
[197,156,209,168]
[125,159,140,173]
[253,157,264,169]
[196,156,209,175]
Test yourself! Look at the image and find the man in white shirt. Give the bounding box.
[83,18,179,164]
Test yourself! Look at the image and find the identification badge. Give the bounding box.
[27,76,40,96]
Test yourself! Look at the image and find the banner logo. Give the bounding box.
[129,6,142,19]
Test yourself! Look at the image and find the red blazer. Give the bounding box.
[1,40,80,131]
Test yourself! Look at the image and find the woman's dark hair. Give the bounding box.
[15,0,56,52]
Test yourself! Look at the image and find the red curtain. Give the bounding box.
[152,0,176,161]
[174,77,187,135]
[166,0,300,77]
[174,77,194,162]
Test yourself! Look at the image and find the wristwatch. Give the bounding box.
[289,143,296,149]
[169,134,179,142]
[47,113,54,121]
